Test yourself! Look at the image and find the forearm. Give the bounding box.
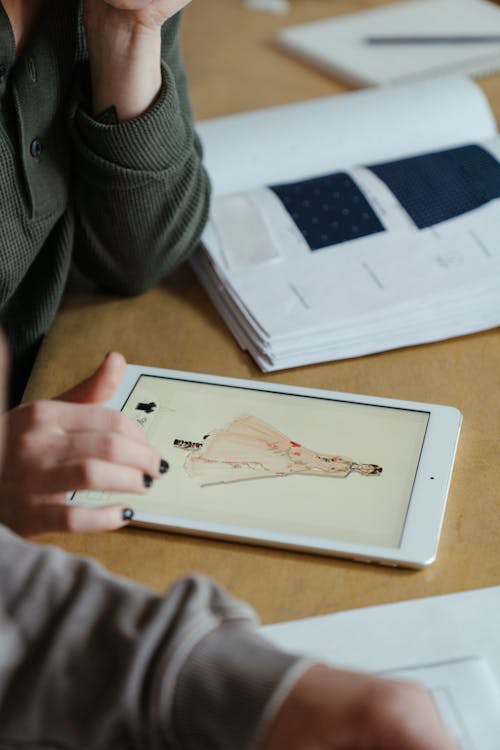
[82,1,192,122]
[71,11,210,292]
[72,90,210,295]
[0,524,305,749]
[85,20,162,121]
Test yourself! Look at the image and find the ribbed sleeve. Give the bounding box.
[0,525,310,749]
[74,64,194,174]
[170,623,313,750]
[69,19,211,296]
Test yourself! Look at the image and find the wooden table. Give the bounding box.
[25,0,500,625]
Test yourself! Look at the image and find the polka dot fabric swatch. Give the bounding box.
[368,144,500,230]
[270,172,385,251]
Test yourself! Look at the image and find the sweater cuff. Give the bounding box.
[74,64,192,171]
[169,621,313,750]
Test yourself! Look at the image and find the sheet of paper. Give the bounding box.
[263,587,500,749]
[197,76,496,196]
[263,587,500,675]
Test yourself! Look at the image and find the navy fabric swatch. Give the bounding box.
[270,172,385,251]
[368,144,500,229]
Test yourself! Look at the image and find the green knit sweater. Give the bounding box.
[0,3,210,404]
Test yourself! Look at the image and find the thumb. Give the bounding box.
[57,352,126,405]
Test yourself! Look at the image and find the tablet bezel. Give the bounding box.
[71,365,462,568]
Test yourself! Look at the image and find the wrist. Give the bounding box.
[85,23,162,121]
[171,623,302,750]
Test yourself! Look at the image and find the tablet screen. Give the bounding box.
[75,375,430,548]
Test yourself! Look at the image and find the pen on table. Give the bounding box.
[364,35,500,45]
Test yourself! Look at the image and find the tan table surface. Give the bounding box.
[25,0,500,625]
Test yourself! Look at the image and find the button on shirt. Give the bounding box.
[30,138,42,158]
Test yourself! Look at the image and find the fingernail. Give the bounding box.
[143,474,153,488]
[122,508,134,521]
[159,459,169,474]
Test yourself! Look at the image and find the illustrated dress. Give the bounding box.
[174,414,382,486]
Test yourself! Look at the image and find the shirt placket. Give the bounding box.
[8,4,76,222]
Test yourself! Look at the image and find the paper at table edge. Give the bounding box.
[262,586,500,680]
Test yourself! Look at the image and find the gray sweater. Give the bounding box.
[0,523,310,749]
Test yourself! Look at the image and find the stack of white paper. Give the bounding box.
[193,76,500,371]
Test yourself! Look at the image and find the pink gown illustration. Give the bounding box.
[174,414,382,486]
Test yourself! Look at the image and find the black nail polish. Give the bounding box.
[122,508,134,521]
[159,459,169,474]
[143,474,153,488]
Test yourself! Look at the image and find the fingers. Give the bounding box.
[2,418,168,494]
[3,446,164,494]
[102,0,191,12]
[12,399,149,446]
[0,379,171,536]
[12,430,165,478]
[33,458,157,495]
[58,352,126,405]
[59,431,163,478]
[29,502,135,535]
[103,0,153,8]
[0,490,136,536]
[3,399,168,495]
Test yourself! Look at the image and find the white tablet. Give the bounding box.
[71,365,462,568]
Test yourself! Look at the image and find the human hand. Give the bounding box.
[0,353,167,536]
[83,0,192,34]
[263,664,457,750]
